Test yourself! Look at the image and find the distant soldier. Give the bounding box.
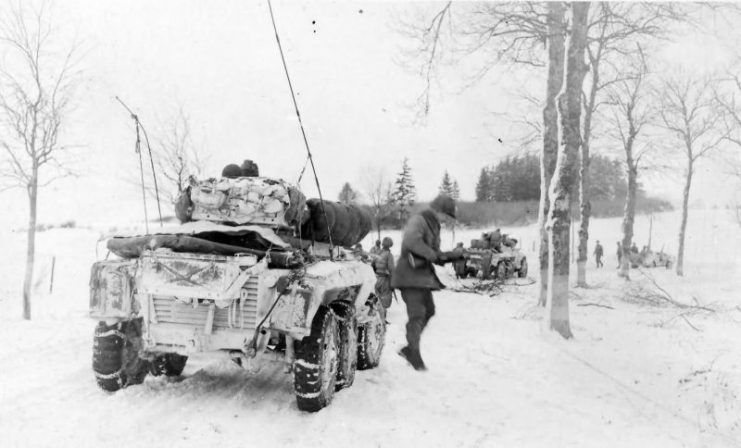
[630,242,639,254]
[371,237,395,309]
[617,241,622,268]
[369,239,382,257]
[593,240,604,268]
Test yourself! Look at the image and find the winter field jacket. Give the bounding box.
[372,249,395,277]
[391,209,444,291]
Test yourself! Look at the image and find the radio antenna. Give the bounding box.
[267,0,335,258]
[115,97,164,230]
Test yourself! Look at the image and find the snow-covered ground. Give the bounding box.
[1,209,740,447]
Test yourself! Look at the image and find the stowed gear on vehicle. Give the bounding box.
[89,170,384,412]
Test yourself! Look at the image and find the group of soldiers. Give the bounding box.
[593,240,648,268]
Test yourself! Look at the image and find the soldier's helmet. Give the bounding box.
[430,194,456,219]
[241,159,260,177]
[382,237,393,248]
[222,164,242,178]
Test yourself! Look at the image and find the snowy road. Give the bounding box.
[2,279,739,448]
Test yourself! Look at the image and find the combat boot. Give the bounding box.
[398,346,427,371]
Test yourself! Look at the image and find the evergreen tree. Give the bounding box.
[475,168,492,202]
[439,170,454,196]
[338,182,358,204]
[451,180,460,201]
[392,158,416,224]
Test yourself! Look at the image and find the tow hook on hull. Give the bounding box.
[229,333,295,373]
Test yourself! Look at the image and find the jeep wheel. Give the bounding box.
[294,306,340,412]
[150,353,188,377]
[357,298,386,370]
[92,319,148,392]
[333,302,357,391]
[518,258,528,278]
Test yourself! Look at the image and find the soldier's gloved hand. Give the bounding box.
[433,251,448,266]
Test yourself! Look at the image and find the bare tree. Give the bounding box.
[659,75,725,276]
[0,2,82,320]
[151,106,206,205]
[546,1,590,339]
[360,165,393,241]
[606,48,653,279]
[576,2,687,287]
[537,2,565,307]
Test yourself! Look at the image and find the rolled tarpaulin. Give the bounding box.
[300,199,372,247]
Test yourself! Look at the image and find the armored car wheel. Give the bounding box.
[150,353,188,377]
[357,297,386,370]
[92,319,148,392]
[294,306,340,412]
[332,302,358,391]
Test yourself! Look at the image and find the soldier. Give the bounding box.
[371,237,395,309]
[593,240,604,268]
[617,241,622,268]
[392,194,460,371]
[369,239,382,257]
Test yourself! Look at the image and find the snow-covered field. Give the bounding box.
[1,209,740,447]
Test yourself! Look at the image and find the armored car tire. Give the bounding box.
[150,353,188,377]
[357,297,386,370]
[92,319,149,392]
[294,306,340,412]
[332,302,358,391]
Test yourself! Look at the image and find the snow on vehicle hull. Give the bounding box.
[90,251,376,354]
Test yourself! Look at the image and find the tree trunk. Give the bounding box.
[538,1,566,307]
[376,211,381,242]
[676,159,693,276]
[619,160,637,279]
[576,54,600,287]
[22,169,39,320]
[546,1,590,339]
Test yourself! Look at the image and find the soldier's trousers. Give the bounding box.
[399,288,436,351]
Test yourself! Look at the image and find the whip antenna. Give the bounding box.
[267,0,335,258]
[115,96,164,229]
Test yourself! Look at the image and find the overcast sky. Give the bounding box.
[0,0,738,230]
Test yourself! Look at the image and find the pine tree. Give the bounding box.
[451,180,460,201]
[338,182,358,204]
[439,171,454,196]
[392,158,416,224]
[475,168,492,202]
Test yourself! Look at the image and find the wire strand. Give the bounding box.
[267,0,334,259]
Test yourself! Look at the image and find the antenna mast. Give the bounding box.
[267,0,335,258]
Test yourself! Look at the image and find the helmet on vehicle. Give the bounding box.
[222,164,242,178]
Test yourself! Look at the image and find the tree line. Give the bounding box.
[475,153,655,204]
